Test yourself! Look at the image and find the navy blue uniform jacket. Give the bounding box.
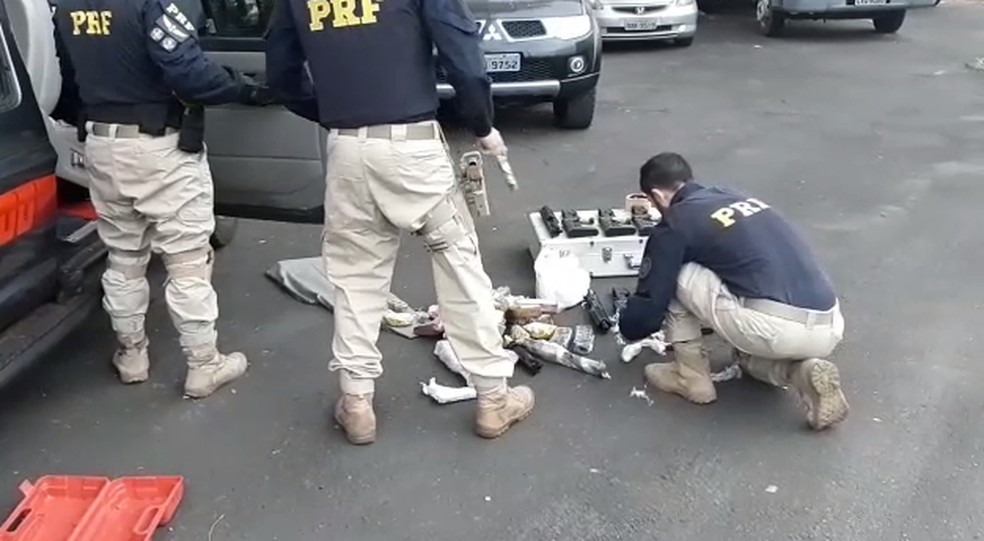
[619,182,837,342]
[264,0,494,137]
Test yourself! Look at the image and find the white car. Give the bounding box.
[592,0,698,45]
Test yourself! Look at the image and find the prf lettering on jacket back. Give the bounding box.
[710,197,770,228]
[307,0,381,30]
[70,10,112,35]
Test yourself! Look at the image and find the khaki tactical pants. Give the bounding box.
[85,127,219,349]
[666,263,845,385]
[322,120,513,394]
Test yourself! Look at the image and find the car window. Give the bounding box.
[0,29,21,114]
[202,0,273,38]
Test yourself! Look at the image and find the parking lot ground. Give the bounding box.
[3,4,984,540]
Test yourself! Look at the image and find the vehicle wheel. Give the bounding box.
[210,216,239,250]
[553,88,596,130]
[674,36,695,47]
[756,0,786,37]
[873,10,905,33]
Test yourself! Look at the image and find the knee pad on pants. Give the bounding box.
[102,250,151,331]
[106,249,151,280]
[415,196,476,253]
[163,246,214,280]
[162,247,217,346]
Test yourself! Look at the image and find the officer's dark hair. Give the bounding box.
[639,152,693,193]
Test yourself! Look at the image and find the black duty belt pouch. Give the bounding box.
[177,106,205,153]
[137,104,168,137]
[76,111,87,142]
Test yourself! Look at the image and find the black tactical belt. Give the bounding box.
[335,123,439,140]
[741,297,835,325]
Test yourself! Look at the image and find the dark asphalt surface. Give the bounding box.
[3,5,984,540]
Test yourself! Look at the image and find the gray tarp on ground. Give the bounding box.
[264,256,420,339]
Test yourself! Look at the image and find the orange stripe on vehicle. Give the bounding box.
[0,175,57,248]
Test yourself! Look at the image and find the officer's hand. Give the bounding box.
[477,127,508,157]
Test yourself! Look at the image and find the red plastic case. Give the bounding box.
[0,476,185,541]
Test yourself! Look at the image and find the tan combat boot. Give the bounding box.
[475,385,535,439]
[790,359,849,430]
[113,333,150,384]
[645,339,717,404]
[334,393,376,445]
[183,345,248,399]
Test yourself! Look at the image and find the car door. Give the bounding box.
[0,7,61,334]
[198,0,326,224]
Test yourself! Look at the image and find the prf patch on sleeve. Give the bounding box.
[165,2,197,32]
[638,257,652,280]
[150,1,198,51]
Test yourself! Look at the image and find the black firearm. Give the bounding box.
[631,207,658,236]
[561,209,600,238]
[597,209,636,237]
[583,288,615,333]
[539,205,563,237]
[508,344,544,376]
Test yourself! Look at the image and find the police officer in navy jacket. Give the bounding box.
[264,0,532,444]
[619,152,849,431]
[53,0,270,398]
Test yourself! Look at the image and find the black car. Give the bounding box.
[438,0,603,130]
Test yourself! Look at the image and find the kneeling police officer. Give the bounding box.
[265,0,533,443]
[619,153,849,431]
[53,0,271,397]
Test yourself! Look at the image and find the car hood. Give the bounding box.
[467,0,585,18]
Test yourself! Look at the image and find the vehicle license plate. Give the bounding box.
[854,0,888,5]
[624,19,661,31]
[486,54,522,72]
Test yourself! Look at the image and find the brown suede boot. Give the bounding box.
[475,385,535,439]
[334,393,376,445]
[644,340,717,404]
[183,346,248,399]
[113,333,150,384]
[790,359,849,430]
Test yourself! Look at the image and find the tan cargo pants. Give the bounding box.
[85,125,219,349]
[322,120,513,394]
[666,263,845,385]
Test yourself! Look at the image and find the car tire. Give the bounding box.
[553,88,596,130]
[872,10,905,33]
[674,36,695,47]
[210,216,239,250]
[756,0,786,37]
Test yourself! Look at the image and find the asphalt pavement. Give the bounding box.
[3,5,984,540]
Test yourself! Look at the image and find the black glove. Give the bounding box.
[242,84,279,106]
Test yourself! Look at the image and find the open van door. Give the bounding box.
[198,0,326,224]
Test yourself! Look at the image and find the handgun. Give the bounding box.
[630,207,658,236]
[561,209,600,238]
[459,151,490,218]
[508,344,543,376]
[597,208,636,237]
[539,205,563,237]
[582,288,616,333]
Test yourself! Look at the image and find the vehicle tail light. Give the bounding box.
[0,175,57,247]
